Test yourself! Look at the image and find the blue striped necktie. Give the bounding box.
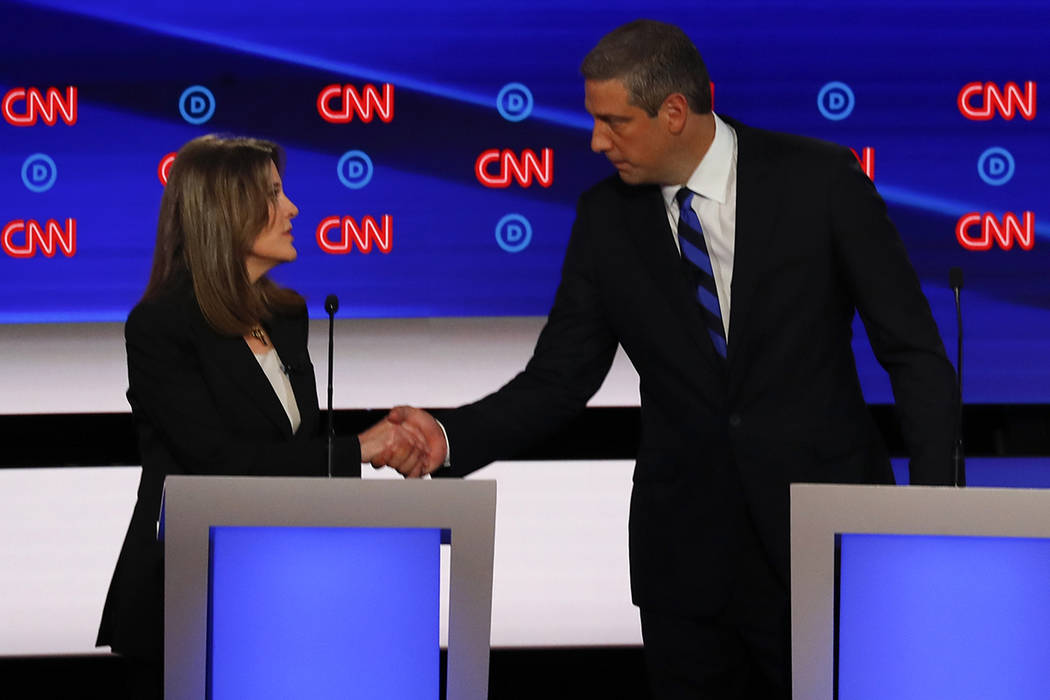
[676,187,727,357]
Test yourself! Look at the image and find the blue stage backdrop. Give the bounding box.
[1,0,1048,400]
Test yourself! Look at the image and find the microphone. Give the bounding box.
[949,267,965,487]
[324,294,340,478]
[325,294,340,316]
[281,353,312,376]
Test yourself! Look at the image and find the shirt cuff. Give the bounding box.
[435,418,452,468]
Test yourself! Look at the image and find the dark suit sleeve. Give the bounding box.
[126,301,360,477]
[436,196,619,475]
[828,150,957,485]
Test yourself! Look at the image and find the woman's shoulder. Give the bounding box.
[126,279,202,340]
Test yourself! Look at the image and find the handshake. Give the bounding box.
[358,406,447,478]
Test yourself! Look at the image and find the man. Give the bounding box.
[383,19,956,698]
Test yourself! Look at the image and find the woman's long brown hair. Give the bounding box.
[143,134,303,335]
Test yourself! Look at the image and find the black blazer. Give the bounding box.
[97,281,360,660]
[437,119,956,615]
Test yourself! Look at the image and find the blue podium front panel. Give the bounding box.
[837,533,1050,700]
[208,526,440,700]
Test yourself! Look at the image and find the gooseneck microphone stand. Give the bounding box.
[325,294,339,478]
[949,267,966,487]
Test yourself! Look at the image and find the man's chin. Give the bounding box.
[616,170,649,186]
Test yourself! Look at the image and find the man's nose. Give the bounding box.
[590,123,610,153]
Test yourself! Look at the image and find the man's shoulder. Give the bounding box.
[725,116,853,168]
[579,173,661,208]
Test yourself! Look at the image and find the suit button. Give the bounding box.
[728,414,742,428]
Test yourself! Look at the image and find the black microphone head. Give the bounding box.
[949,267,964,290]
[324,294,340,315]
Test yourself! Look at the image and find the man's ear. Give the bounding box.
[660,93,689,135]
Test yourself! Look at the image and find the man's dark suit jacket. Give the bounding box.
[437,118,956,616]
[96,280,360,661]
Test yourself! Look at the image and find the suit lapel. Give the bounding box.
[266,314,317,436]
[196,319,295,437]
[623,184,723,371]
[724,119,779,364]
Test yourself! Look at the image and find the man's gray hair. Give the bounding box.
[581,19,712,117]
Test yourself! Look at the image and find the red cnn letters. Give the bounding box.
[475,149,553,188]
[317,84,394,123]
[958,82,1037,121]
[316,216,393,254]
[956,212,1035,251]
[2,87,77,126]
[850,147,875,181]
[158,153,177,186]
[2,219,77,258]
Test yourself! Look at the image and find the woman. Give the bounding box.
[96,135,426,695]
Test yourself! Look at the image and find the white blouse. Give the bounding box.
[252,346,301,433]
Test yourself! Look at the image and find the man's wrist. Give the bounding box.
[435,419,452,468]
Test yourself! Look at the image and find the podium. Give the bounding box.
[160,476,496,700]
[792,484,1050,700]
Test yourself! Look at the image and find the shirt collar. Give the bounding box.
[661,112,735,209]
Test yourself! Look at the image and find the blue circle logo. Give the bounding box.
[495,213,532,253]
[337,150,374,189]
[179,85,216,125]
[977,147,1015,186]
[21,153,57,193]
[497,82,534,122]
[817,81,855,121]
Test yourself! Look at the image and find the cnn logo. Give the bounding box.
[317,84,394,123]
[958,82,1036,121]
[956,212,1035,251]
[317,216,392,254]
[850,147,874,181]
[2,219,77,258]
[2,87,77,126]
[158,153,177,185]
[475,149,553,188]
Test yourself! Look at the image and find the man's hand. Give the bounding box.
[358,415,431,475]
[382,406,448,478]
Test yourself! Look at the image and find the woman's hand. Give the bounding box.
[358,406,448,478]
[358,414,431,476]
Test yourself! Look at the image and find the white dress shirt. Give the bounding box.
[660,113,738,339]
